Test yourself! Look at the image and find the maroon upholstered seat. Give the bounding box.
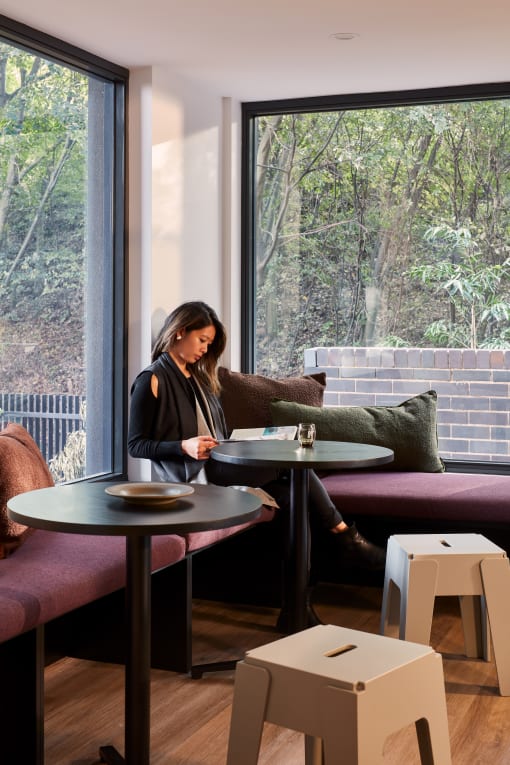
[184,504,276,552]
[320,471,510,525]
[0,529,186,644]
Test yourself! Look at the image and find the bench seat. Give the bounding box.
[316,470,510,563]
[184,505,276,552]
[320,470,510,525]
[0,529,186,644]
[0,496,275,648]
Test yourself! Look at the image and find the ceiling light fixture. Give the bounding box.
[331,32,359,41]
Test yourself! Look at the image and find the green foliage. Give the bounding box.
[48,401,86,484]
[380,335,409,347]
[409,225,510,348]
[254,100,510,374]
[0,40,88,392]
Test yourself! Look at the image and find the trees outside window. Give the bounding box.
[0,18,127,481]
[244,91,510,377]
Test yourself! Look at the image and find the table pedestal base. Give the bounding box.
[277,468,319,633]
[190,658,238,679]
[99,745,125,764]
[276,586,322,633]
[99,536,152,765]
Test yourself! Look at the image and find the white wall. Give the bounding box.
[127,66,242,478]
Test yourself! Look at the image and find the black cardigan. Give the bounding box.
[128,353,228,483]
[129,355,344,531]
[128,353,279,487]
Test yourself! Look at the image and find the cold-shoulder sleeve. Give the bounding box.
[127,370,184,461]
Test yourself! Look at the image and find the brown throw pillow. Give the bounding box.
[218,367,326,432]
[0,423,54,558]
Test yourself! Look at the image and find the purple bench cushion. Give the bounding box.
[320,470,510,525]
[0,529,186,644]
[184,504,276,552]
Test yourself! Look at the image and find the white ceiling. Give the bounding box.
[1,0,509,102]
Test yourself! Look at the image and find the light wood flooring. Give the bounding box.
[45,583,510,764]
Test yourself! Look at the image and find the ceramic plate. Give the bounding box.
[105,482,194,507]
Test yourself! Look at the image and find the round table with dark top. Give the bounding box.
[211,439,394,633]
[7,480,262,765]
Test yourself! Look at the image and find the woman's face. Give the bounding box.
[171,324,216,367]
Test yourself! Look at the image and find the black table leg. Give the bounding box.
[276,468,320,633]
[126,534,152,764]
[99,534,152,765]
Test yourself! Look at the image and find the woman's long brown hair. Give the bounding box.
[151,301,226,394]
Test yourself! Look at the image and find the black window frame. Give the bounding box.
[0,14,128,480]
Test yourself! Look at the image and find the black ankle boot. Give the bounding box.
[329,523,386,571]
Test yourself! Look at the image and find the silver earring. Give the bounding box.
[176,334,182,340]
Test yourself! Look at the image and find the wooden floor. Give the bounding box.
[45,583,510,764]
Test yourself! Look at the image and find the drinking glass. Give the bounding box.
[297,422,316,448]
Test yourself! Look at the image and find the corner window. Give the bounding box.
[0,17,127,481]
[243,86,510,467]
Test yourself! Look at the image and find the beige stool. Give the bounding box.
[380,533,510,695]
[227,624,451,765]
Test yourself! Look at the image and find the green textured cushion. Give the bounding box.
[270,390,444,473]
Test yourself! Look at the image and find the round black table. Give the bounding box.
[211,439,394,632]
[7,480,262,765]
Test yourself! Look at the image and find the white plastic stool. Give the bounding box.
[380,533,510,695]
[226,624,451,765]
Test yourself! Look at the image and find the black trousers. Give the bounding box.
[206,460,343,531]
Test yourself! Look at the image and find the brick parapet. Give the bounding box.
[304,347,510,463]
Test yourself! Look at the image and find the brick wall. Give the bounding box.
[304,347,510,463]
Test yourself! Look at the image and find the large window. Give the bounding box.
[0,16,127,482]
[243,85,510,467]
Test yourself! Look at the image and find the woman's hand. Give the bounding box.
[181,435,219,461]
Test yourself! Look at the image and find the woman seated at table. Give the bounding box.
[128,301,385,573]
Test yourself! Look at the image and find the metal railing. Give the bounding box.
[0,393,85,464]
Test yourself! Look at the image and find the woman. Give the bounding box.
[128,301,385,572]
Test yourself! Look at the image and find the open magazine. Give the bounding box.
[225,425,297,441]
[222,426,297,509]
[228,485,280,509]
